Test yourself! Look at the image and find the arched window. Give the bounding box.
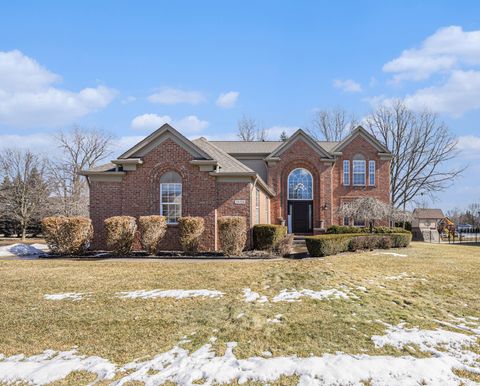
[160,171,182,224]
[288,168,313,200]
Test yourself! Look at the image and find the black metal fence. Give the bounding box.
[444,227,480,244]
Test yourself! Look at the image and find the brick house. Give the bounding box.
[82,124,392,251]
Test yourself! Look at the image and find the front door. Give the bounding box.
[289,201,313,233]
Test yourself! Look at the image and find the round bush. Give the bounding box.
[104,216,137,255]
[218,216,247,256]
[253,224,287,250]
[138,215,167,255]
[42,216,93,255]
[178,216,205,252]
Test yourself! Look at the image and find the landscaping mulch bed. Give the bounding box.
[39,249,286,260]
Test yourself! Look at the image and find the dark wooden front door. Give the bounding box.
[289,201,313,233]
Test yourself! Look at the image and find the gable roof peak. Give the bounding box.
[265,128,333,159]
[119,123,212,160]
[333,125,390,153]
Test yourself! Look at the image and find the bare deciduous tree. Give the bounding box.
[338,197,390,231]
[366,100,464,209]
[0,149,50,240]
[50,127,113,216]
[308,108,358,141]
[237,115,268,141]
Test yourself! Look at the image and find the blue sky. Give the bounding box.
[0,1,479,210]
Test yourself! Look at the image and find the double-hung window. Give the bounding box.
[343,160,350,186]
[352,160,366,186]
[369,160,376,186]
[160,171,182,224]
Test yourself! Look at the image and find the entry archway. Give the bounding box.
[287,168,313,233]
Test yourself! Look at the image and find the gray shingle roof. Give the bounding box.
[210,140,339,154]
[87,162,116,172]
[413,208,445,219]
[192,138,254,173]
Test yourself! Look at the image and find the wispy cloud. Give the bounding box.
[131,113,208,133]
[333,79,362,93]
[216,91,239,108]
[147,87,205,105]
[383,26,480,82]
[0,50,116,128]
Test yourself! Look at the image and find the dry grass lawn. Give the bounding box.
[0,242,479,384]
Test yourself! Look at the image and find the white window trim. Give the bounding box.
[352,160,366,186]
[255,188,260,225]
[369,160,376,186]
[265,195,269,224]
[343,160,350,186]
[160,182,182,224]
[287,168,314,201]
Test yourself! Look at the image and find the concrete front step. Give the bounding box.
[293,235,307,246]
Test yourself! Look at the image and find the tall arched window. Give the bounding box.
[160,171,182,224]
[288,168,313,200]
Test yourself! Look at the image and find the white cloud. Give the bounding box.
[403,70,480,116]
[216,91,239,108]
[383,26,480,82]
[0,50,116,128]
[131,114,172,131]
[131,113,208,133]
[147,88,205,105]
[174,115,208,132]
[333,79,362,93]
[457,135,480,160]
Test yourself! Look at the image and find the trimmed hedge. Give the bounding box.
[41,216,93,255]
[104,216,137,255]
[326,225,411,234]
[326,225,369,234]
[138,215,167,255]
[305,232,411,257]
[218,216,247,256]
[178,216,204,252]
[253,224,287,250]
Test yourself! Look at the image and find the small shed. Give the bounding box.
[412,208,445,242]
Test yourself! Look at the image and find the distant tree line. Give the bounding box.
[0,127,112,240]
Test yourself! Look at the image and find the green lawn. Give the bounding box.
[0,242,479,385]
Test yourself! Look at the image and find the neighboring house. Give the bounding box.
[412,208,445,242]
[81,124,392,251]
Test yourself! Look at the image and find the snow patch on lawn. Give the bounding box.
[116,289,224,299]
[272,289,349,302]
[243,288,268,303]
[372,323,477,352]
[267,314,283,324]
[43,292,87,301]
[0,349,116,385]
[1,320,479,385]
[374,252,408,257]
[0,243,48,257]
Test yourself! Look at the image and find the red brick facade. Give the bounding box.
[87,127,391,251]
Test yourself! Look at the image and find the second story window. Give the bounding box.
[369,160,376,186]
[352,155,366,186]
[343,160,350,186]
